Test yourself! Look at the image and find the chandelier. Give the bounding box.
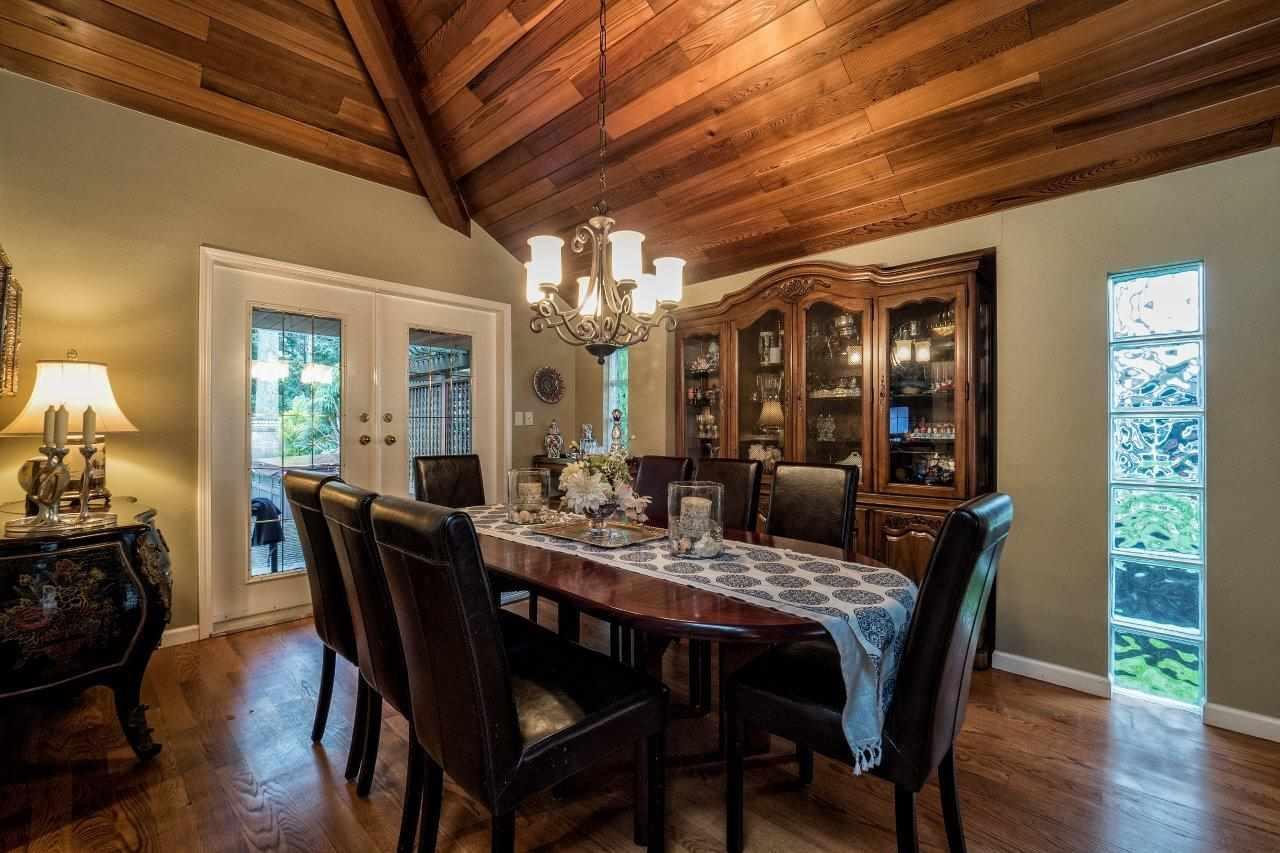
[525,0,684,363]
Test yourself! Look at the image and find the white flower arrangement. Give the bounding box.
[560,463,613,514]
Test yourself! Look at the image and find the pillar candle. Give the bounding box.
[680,496,712,519]
[81,405,97,446]
[53,405,69,449]
[42,406,56,446]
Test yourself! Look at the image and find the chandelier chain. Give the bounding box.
[596,0,607,215]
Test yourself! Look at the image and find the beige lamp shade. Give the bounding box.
[758,399,785,431]
[1,359,137,436]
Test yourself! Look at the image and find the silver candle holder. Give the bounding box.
[5,442,116,537]
[75,442,116,530]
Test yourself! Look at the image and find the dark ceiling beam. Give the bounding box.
[334,0,471,236]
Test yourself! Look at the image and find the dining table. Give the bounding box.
[475,521,889,844]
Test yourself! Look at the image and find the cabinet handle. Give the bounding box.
[879,376,887,400]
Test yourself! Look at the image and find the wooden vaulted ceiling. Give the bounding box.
[3,0,1280,282]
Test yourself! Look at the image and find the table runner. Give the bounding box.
[465,506,917,774]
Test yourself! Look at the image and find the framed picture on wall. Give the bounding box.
[0,245,23,397]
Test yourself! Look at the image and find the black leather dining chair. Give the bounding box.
[282,470,366,782]
[685,458,763,713]
[765,461,859,553]
[370,495,671,853]
[319,481,423,853]
[634,455,693,528]
[726,492,1013,853]
[413,453,537,621]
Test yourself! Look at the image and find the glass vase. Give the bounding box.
[668,481,723,558]
[506,468,550,524]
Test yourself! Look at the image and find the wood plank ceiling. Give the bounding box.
[3,0,1280,282]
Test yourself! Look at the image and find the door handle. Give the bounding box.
[359,435,372,445]
[384,435,397,446]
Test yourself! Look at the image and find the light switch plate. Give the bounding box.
[513,411,523,427]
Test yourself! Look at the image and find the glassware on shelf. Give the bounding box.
[668,480,723,558]
[506,468,551,524]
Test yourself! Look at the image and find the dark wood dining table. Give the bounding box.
[477,525,887,844]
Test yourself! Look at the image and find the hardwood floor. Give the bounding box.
[2,607,1278,852]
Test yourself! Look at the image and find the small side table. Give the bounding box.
[0,498,172,760]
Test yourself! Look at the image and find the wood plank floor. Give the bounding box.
[3,605,1278,853]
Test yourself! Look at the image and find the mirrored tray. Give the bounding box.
[532,519,668,549]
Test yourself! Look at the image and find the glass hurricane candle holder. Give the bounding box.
[668,480,723,558]
[507,468,551,524]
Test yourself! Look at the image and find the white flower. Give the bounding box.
[562,468,613,514]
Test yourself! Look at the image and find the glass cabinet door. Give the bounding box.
[879,288,965,496]
[678,328,725,461]
[736,308,789,466]
[799,298,868,479]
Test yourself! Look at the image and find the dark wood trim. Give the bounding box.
[333,0,471,235]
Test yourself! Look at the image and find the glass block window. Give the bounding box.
[1109,262,1205,706]
[603,348,629,450]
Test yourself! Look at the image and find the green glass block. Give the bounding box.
[1112,487,1201,559]
[1111,416,1202,484]
[1112,627,1203,704]
[1110,265,1201,339]
[1111,341,1202,410]
[1112,558,1201,634]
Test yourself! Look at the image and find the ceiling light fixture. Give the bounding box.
[525,0,684,363]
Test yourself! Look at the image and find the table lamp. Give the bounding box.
[1,351,136,508]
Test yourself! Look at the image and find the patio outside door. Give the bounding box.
[203,252,507,637]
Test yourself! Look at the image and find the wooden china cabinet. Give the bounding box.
[672,250,996,663]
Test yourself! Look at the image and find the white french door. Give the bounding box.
[201,251,508,637]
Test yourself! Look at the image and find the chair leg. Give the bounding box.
[345,678,370,781]
[646,731,666,853]
[796,745,814,785]
[490,811,516,853]
[417,756,444,853]
[726,700,745,853]
[528,592,539,626]
[611,623,622,661]
[894,787,920,853]
[312,647,336,743]
[687,641,705,713]
[398,732,425,853]
[357,690,383,797]
[938,748,967,853]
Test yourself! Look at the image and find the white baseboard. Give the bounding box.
[161,624,201,647]
[991,651,1111,698]
[1205,703,1280,744]
[210,603,313,638]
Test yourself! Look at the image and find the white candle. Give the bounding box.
[81,405,97,446]
[53,405,69,449]
[680,496,712,519]
[42,406,56,446]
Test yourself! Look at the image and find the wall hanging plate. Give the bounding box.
[532,366,565,404]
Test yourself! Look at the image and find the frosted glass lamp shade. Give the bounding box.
[528,235,564,290]
[913,338,931,363]
[1,360,137,436]
[608,230,644,283]
[577,276,600,317]
[893,338,913,364]
[653,257,685,305]
[524,262,544,304]
[633,273,659,316]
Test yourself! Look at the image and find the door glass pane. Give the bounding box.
[407,329,472,493]
[1111,486,1202,560]
[804,302,865,471]
[681,332,722,461]
[886,296,956,488]
[1111,415,1202,484]
[1112,558,1201,634]
[1111,266,1201,339]
[738,310,786,465]
[1111,341,1202,410]
[1112,626,1203,704]
[249,308,342,578]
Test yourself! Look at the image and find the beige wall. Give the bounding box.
[0,71,577,628]
[633,146,1280,718]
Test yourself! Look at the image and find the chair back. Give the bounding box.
[320,481,412,714]
[634,455,693,526]
[883,492,1012,788]
[765,462,859,551]
[370,495,522,807]
[693,458,762,531]
[283,470,357,664]
[413,454,486,507]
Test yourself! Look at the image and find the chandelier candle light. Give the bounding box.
[525,0,684,363]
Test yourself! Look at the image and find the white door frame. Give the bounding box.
[197,246,513,640]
